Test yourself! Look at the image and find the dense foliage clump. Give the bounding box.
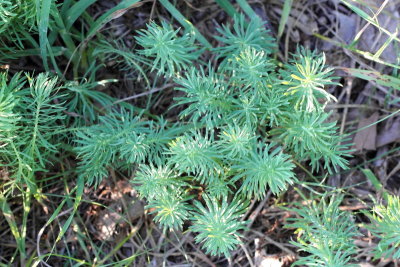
[74,15,351,257]
[1,2,399,264]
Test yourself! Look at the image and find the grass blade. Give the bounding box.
[340,67,400,89]
[0,47,64,60]
[347,109,400,135]
[236,0,257,18]
[361,168,389,201]
[97,226,141,265]
[86,0,141,40]
[33,254,90,266]
[55,176,85,244]
[0,194,25,260]
[36,0,52,71]
[65,0,98,30]
[373,28,398,60]
[314,33,400,69]
[159,0,212,49]
[341,0,400,44]
[278,0,293,39]
[60,0,74,15]
[215,0,240,18]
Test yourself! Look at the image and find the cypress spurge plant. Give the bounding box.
[365,195,400,259]
[74,14,351,257]
[286,194,359,266]
[0,71,66,261]
[0,72,66,194]
[0,0,36,46]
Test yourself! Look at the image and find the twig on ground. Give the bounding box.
[251,229,297,257]
[36,208,74,267]
[340,77,355,136]
[246,191,271,229]
[112,83,175,105]
[239,242,255,267]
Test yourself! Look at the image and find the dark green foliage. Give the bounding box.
[19,74,66,164]
[134,164,186,200]
[62,80,115,125]
[0,72,65,193]
[273,111,351,173]
[0,0,36,46]
[0,4,355,261]
[205,175,233,198]
[0,72,22,139]
[116,14,352,257]
[167,131,222,182]
[365,195,400,259]
[147,192,192,231]
[190,195,248,257]
[286,194,359,266]
[233,144,295,198]
[174,66,232,127]
[135,20,201,77]
[216,123,256,160]
[225,47,274,89]
[94,39,150,78]
[259,86,289,127]
[133,163,192,231]
[229,94,260,128]
[280,48,339,112]
[214,14,275,60]
[74,112,149,186]
[74,112,186,186]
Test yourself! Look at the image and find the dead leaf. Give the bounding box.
[94,178,143,241]
[116,180,134,195]
[255,255,284,267]
[377,117,400,147]
[335,11,358,44]
[95,206,122,241]
[353,112,379,151]
[254,238,295,267]
[127,199,144,221]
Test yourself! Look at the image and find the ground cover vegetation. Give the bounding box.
[0,0,399,266]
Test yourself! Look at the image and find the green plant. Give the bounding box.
[190,195,248,257]
[135,20,201,77]
[147,190,192,231]
[74,112,183,186]
[0,72,66,194]
[286,194,359,266]
[0,0,145,79]
[0,71,67,261]
[280,48,339,112]
[0,0,36,46]
[365,195,400,259]
[214,14,275,61]
[232,143,295,198]
[0,1,361,262]
[72,14,352,257]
